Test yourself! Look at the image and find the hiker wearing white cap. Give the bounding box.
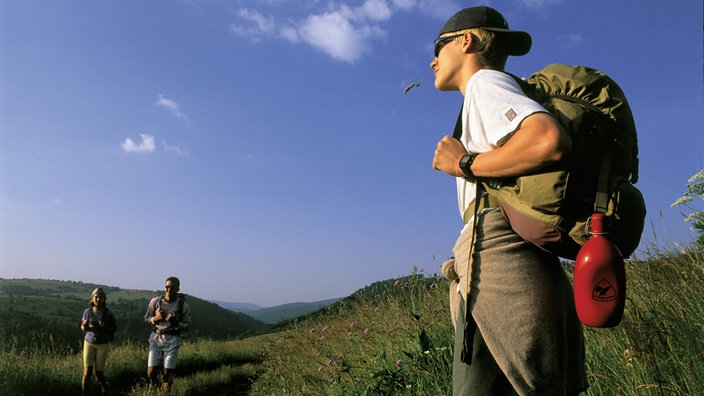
[430,6,587,395]
[80,287,118,395]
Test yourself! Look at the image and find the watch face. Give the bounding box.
[460,153,477,178]
[461,154,472,169]
[460,156,469,172]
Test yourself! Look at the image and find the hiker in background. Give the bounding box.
[144,276,191,393]
[430,6,587,395]
[80,287,118,395]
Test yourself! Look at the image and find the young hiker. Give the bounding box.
[144,276,191,392]
[430,6,587,394]
[80,287,118,395]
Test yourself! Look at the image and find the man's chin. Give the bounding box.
[434,80,455,92]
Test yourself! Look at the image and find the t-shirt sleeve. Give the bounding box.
[469,73,547,147]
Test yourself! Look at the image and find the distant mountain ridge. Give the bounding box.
[215,298,342,324]
[212,301,262,313]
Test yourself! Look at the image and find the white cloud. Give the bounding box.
[558,33,583,48]
[230,8,277,40]
[299,11,387,62]
[400,0,459,19]
[230,0,397,63]
[344,0,393,22]
[226,0,482,62]
[155,94,187,120]
[278,25,299,42]
[121,134,156,153]
[390,0,415,10]
[162,140,188,155]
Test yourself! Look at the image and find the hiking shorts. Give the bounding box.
[148,340,181,369]
[451,208,587,395]
[83,341,110,371]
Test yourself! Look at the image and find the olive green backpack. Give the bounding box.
[461,64,646,260]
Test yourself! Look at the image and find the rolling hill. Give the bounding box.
[0,278,267,352]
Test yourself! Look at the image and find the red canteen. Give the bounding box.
[573,213,626,327]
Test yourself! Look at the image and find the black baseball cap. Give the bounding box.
[438,6,532,56]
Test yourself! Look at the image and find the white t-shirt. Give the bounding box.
[457,70,547,229]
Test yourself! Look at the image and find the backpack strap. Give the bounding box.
[452,104,495,365]
[550,94,615,214]
[463,188,498,224]
[176,294,185,321]
[594,150,612,214]
[460,184,482,365]
[155,294,184,319]
[452,104,463,140]
[152,294,186,335]
[551,93,602,114]
[452,103,501,223]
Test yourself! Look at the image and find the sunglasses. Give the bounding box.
[434,33,465,57]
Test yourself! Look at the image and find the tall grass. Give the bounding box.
[0,338,266,395]
[1,248,702,395]
[0,339,80,395]
[581,249,704,395]
[250,249,704,395]
[250,268,454,395]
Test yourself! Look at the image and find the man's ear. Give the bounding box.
[461,32,474,53]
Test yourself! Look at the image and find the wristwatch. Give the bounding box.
[459,153,479,181]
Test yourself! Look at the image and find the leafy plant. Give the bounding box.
[672,169,704,246]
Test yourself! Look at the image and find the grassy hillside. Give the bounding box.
[0,279,266,354]
[1,247,702,395]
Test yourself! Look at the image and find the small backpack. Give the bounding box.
[154,294,186,326]
[462,64,646,260]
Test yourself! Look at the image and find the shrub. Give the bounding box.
[672,169,704,247]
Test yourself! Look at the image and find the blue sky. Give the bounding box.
[1,0,702,307]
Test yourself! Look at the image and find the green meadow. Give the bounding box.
[1,246,702,395]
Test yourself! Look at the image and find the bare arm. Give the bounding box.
[433,112,571,178]
[144,299,163,324]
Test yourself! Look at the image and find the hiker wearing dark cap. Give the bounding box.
[144,276,191,393]
[80,287,118,395]
[431,6,587,395]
